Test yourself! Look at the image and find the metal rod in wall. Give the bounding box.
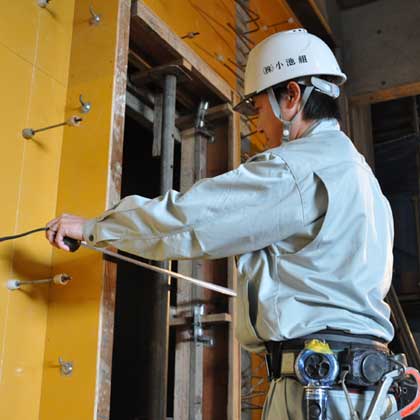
[148,73,177,420]
[22,116,82,140]
[7,273,72,290]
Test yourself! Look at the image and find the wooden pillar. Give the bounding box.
[349,103,375,168]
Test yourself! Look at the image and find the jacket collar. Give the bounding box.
[300,118,340,138]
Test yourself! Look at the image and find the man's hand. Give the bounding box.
[46,214,88,252]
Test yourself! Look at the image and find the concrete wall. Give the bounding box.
[341,0,420,97]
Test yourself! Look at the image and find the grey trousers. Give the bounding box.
[262,377,397,420]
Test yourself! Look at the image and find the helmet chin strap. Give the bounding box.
[267,86,314,143]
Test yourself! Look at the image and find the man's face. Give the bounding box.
[254,93,283,150]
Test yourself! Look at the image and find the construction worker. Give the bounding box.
[46,30,397,418]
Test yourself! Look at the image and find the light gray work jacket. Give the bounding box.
[84,118,394,352]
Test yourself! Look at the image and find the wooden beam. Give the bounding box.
[131,0,234,103]
[349,103,375,168]
[131,58,193,86]
[130,57,197,110]
[350,81,420,105]
[125,90,181,142]
[174,128,195,420]
[128,49,151,71]
[227,104,241,420]
[126,90,155,129]
[96,1,131,419]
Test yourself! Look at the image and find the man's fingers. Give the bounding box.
[46,227,56,244]
[54,228,70,252]
[46,216,61,241]
[45,214,86,251]
[46,216,62,229]
[46,223,59,244]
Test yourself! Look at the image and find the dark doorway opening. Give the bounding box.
[371,96,420,352]
[109,114,180,420]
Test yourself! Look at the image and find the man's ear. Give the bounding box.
[286,81,302,110]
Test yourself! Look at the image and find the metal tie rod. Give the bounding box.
[81,242,237,297]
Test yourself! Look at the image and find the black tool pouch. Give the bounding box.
[340,348,391,387]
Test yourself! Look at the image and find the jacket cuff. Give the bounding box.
[83,218,99,246]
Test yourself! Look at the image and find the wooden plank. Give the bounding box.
[152,92,163,156]
[350,82,420,106]
[189,130,208,420]
[349,103,375,168]
[228,97,242,169]
[130,57,197,110]
[131,58,192,85]
[128,49,151,71]
[174,128,212,420]
[131,1,233,103]
[125,90,181,143]
[174,129,195,420]
[96,1,131,419]
[227,106,241,420]
[126,90,155,129]
[96,257,118,420]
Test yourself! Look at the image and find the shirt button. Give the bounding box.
[88,234,94,241]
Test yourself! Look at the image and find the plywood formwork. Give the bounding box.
[141,0,239,90]
[131,0,235,104]
[0,1,75,419]
[39,2,131,420]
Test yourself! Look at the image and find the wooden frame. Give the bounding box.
[348,81,420,167]
[95,1,131,419]
[97,1,241,419]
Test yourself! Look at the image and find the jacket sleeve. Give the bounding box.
[83,152,305,260]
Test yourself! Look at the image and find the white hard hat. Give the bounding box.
[235,29,347,116]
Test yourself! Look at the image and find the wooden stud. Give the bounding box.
[152,92,163,157]
[96,1,131,419]
[349,103,375,168]
[227,106,241,420]
[174,128,195,420]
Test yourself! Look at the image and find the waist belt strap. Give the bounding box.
[265,331,389,381]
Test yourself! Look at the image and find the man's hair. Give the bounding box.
[273,81,341,121]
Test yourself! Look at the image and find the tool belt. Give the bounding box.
[265,329,391,388]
